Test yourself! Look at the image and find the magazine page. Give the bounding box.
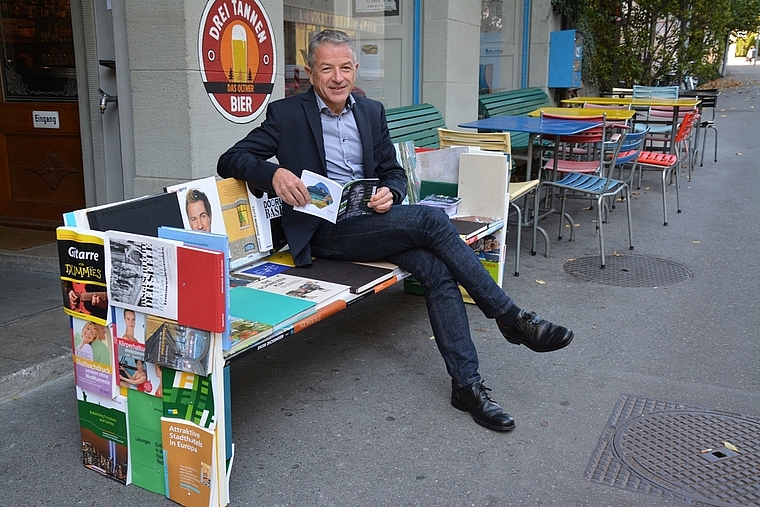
[294,170,378,223]
[337,179,378,220]
[294,170,344,223]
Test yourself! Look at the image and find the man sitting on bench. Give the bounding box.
[217,29,573,432]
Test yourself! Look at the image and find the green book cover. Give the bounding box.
[76,388,129,484]
[162,367,216,429]
[127,390,166,495]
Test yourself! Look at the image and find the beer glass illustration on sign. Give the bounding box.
[232,23,247,82]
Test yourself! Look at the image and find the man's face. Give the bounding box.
[187,200,211,232]
[306,43,358,115]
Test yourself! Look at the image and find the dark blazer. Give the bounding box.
[217,88,407,266]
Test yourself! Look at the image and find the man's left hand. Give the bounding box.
[368,187,394,214]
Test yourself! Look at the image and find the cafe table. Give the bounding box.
[561,96,701,155]
[527,106,636,122]
[458,116,603,180]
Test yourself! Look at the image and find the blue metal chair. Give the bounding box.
[533,132,630,269]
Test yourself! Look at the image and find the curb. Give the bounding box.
[0,353,73,403]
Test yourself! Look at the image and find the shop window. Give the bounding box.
[0,0,77,102]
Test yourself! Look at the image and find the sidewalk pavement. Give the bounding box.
[1,61,758,506]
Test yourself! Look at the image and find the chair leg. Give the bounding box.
[597,196,606,269]
[660,169,669,226]
[510,202,522,277]
[558,188,567,241]
[674,161,682,215]
[624,185,634,252]
[711,127,718,162]
[700,127,707,167]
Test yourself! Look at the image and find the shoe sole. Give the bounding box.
[451,398,516,432]
[502,328,575,353]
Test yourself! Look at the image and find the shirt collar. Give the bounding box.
[316,93,356,116]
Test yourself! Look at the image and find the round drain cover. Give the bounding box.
[614,411,760,506]
[563,254,691,287]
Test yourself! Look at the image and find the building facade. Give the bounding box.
[0,0,562,226]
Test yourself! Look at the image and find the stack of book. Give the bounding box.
[417,194,462,216]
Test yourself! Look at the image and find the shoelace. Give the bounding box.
[476,382,495,402]
[521,311,541,325]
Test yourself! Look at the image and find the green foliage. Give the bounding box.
[551,0,760,90]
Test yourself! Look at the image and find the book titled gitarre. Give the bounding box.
[57,227,109,326]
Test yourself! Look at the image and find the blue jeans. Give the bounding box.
[310,204,515,388]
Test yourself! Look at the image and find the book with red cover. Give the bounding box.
[176,245,226,333]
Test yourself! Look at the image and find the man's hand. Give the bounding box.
[368,186,394,214]
[272,167,311,207]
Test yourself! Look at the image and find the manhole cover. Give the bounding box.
[563,254,692,287]
[586,394,760,506]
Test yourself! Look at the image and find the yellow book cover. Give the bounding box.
[161,417,215,507]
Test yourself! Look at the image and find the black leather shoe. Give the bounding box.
[451,381,515,432]
[497,311,574,352]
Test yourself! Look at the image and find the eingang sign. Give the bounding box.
[198,0,276,123]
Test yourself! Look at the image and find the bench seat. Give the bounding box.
[478,88,552,152]
[386,103,446,148]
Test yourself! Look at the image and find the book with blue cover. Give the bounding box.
[228,286,315,329]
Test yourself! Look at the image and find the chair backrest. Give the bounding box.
[437,128,511,154]
[633,85,680,99]
[539,111,607,144]
[647,105,697,121]
[583,102,631,110]
[675,111,699,143]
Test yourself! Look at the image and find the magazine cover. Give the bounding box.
[144,315,211,376]
[71,315,119,398]
[112,307,153,398]
[57,227,109,326]
[105,231,179,320]
[164,176,226,236]
[76,387,129,484]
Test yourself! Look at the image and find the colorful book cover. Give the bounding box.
[247,273,350,306]
[226,317,274,355]
[111,307,163,398]
[233,261,289,281]
[105,230,180,320]
[164,176,227,237]
[158,226,232,349]
[161,417,216,507]
[144,315,212,376]
[76,388,129,484]
[57,227,109,326]
[228,286,315,328]
[161,368,216,429]
[71,315,119,398]
[127,389,166,494]
[215,177,264,269]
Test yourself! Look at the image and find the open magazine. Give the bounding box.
[294,170,378,223]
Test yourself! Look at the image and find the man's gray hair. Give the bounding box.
[307,29,356,67]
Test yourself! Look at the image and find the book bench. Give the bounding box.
[56,151,512,506]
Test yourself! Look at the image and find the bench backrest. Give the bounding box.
[386,103,446,148]
[478,87,551,119]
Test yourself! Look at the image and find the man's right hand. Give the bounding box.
[272,167,311,207]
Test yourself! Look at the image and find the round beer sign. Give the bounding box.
[198,0,276,123]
